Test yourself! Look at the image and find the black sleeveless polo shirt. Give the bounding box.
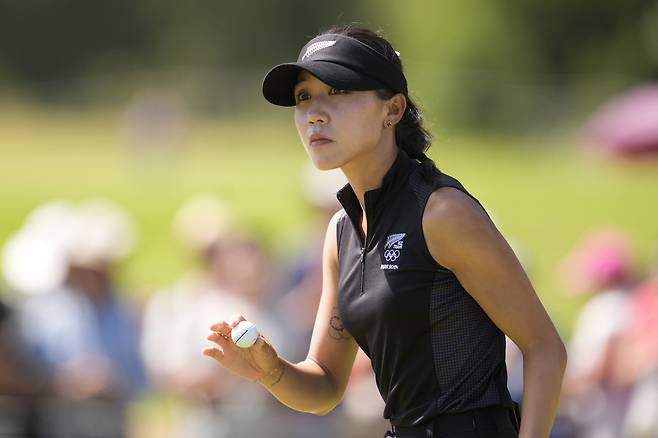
[335,150,514,428]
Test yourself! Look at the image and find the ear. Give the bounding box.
[385,94,407,125]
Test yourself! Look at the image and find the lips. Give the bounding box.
[309,133,334,146]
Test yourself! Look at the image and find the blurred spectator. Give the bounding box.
[120,87,189,160]
[0,295,49,437]
[141,194,280,438]
[560,228,636,438]
[338,348,388,438]
[5,200,146,438]
[2,201,73,296]
[582,82,658,159]
[616,263,658,437]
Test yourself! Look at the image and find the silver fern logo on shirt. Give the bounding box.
[382,233,405,270]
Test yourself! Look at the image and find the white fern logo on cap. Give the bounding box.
[302,40,336,60]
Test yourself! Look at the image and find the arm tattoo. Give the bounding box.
[260,362,285,387]
[269,364,285,386]
[328,306,351,340]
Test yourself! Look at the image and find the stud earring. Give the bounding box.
[385,120,392,128]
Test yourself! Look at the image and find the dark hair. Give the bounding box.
[320,25,437,178]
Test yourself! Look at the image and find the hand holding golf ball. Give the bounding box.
[231,320,259,348]
[203,315,282,385]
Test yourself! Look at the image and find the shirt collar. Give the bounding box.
[336,149,417,241]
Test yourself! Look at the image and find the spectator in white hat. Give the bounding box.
[8,199,145,438]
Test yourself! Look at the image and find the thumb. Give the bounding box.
[253,334,270,351]
[251,335,279,366]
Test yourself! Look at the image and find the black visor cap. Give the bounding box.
[262,34,407,107]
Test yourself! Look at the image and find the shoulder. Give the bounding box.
[328,209,347,237]
[330,208,347,225]
[424,186,491,230]
[422,187,496,269]
[323,209,347,263]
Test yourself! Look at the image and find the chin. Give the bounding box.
[314,161,341,171]
[309,154,344,171]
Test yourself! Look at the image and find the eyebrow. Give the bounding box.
[293,81,309,94]
[295,76,310,87]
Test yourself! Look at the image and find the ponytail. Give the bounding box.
[396,95,436,179]
[377,89,437,179]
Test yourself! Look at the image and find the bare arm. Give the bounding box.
[423,187,567,438]
[204,211,359,415]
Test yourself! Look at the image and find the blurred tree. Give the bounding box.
[501,0,658,77]
[0,0,157,84]
[1,0,657,131]
[0,1,358,85]
[364,0,658,131]
[143,0,358,68]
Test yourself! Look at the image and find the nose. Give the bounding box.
[306,101,329,125]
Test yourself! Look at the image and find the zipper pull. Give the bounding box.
[359,246,366,295]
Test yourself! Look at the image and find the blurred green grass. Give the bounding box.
[1,103,657,337]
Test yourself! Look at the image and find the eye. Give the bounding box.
[295,90,310,103]
[329,87,349,95]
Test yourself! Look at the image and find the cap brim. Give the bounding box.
[262,61,385,107]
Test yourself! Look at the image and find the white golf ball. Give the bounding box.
[231,320,259,348]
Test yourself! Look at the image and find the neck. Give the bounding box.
[340,138,399,211]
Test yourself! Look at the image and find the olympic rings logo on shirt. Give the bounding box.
[384,250,400,261]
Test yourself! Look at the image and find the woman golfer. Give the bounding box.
[204,25,566,438]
